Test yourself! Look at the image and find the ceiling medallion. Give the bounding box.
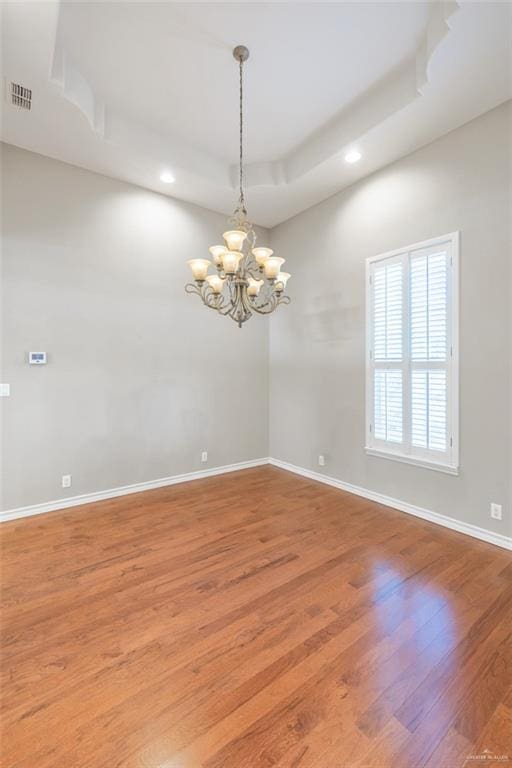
[185,45,290,328]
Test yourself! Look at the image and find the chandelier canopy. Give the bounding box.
[185,45,290,328]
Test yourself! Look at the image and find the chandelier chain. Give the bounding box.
[239,55,245,211]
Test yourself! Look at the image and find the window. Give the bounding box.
[365,232,459,474]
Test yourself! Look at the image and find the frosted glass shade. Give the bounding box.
[223,230,247,251]
[264,256,285,279]
[252,247,273,266]
[206,275,225,294]
[222,251,243,274]
[275,271,291,291]
[247,277,264,297]
[208,245,227,266]
[187,258,211,281]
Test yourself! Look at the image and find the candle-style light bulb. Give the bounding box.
[252,247,273,267]
[206,275,225,294]
[247,277,264,297]
[208,245,227,267]
[275,271,291,292]
[222,251,243,275]
[223,230,247,251]
[264,256,285,280]
[187,258,211,282]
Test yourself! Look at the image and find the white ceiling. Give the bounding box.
[1,1,511,227]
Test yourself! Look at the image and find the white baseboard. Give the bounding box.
[3,456,510,552]
[0,458,269,523]
[269,458,512,551]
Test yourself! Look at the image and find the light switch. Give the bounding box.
[0,383,10,397]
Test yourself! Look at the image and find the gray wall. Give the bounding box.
[269,101,511,536]
[1,144,269,510]
[2,103,511,536]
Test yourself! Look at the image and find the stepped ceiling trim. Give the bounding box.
[244,1,460,188]
[2,0,510,226]
[50,43,106,137]
[49,1,460,192]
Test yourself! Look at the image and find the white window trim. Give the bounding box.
[365,231,459,475]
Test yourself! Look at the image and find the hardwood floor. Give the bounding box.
[1,465,511,768]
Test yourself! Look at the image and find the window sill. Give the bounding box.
[364,447,459,476]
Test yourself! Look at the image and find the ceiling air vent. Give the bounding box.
[10,82,32,110]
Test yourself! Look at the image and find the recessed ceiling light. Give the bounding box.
[160,171,175,184]
[344,150,362,164]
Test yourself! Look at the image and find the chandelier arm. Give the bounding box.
[185,282,203,297]
[217,287,238,315]
[249,292,290,315]
[244,253,261,273]
[241,283,256,315]
[248,293,278,314]
[228,277,237,300]
[185,282,227,312]
[251,291,270,309]
[206,285,235,312]
[204,292,224,310]
[246,266,264,280]
[249,303,276,316]
[226,281,252,326]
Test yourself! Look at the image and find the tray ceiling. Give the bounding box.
[2,1,511,227]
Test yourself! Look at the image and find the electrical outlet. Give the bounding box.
[490,503,502,521]
[201,451,208,463]
[318,455,325,467]
[62,474,72,489]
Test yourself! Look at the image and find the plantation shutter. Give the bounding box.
[366,234,458,472]
[410,246,449,454]
[372,258,404,445]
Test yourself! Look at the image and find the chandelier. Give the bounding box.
[185,45,290,328]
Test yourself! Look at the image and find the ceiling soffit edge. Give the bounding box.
[48,1,460,194]
[240,0,461,188]
[50,41,106,136]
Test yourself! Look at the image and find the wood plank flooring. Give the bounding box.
[1,465,512,767]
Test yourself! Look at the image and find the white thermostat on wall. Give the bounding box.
[29,351,47,365]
